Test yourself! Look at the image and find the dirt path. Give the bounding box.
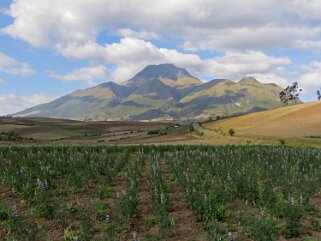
[160,160,208,241]
[123,161,159,241]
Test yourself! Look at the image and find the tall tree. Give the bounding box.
[279,82,302,105]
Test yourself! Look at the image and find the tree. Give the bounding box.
[279,82,302,106]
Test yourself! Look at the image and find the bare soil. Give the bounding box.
[160,160,208,241]
[123,163,159,241]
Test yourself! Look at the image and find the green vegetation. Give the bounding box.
[0,131,33,142]
[0,145,320,240]
[228,128,235,136]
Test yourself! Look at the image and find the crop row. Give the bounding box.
[0,145,320,241]
[164,145,321,240]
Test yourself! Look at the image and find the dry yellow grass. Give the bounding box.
[204,101,321,137]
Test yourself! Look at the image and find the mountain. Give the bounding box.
[204,101,321,137]
[16,64,283,122]
[126,63,202,88]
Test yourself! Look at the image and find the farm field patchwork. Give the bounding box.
[0,145,321,241]
[0,117,193,145]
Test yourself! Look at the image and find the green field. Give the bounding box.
[0,145,321,241]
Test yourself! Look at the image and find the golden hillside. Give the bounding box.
[204,101,321,137]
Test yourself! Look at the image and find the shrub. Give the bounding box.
[228,128,235,136]
[148,130,160,135]
[279,139,286,145]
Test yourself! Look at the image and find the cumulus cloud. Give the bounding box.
[58,38,203,81]
[182,26,320,51]
[202,51,291,81]
[57,38,291,84]
[0,52,35,77]
[0,94,56,115]
[2,0,321,52]
[117,29,159,40]
[48,65,108,86]
[298,61,321,95]
[293,40,321,52]
[290,0,321,20]
[3,0,320,100]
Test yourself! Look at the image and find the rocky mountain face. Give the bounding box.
[16,64,282,122]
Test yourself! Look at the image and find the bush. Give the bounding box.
[148,130,159,135]
[279,139,286,145]
[229,128,235,136]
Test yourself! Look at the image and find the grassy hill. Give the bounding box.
[204,101,321,137]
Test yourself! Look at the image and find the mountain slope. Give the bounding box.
[204,101,321,137]
[177,77,282,120]
[16,64,283,122]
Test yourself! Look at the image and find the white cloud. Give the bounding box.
[182,26,320,51]
[298,61,321,97]
[202,51,291,81]
[117,29,159,40]
[48,65,108,86]
[0,94,56,115]
[2,0,317,96]
[2,0,321,52]
[293,40,321,52]
[58,38,203,81]
[58,38,291,84]
[0,52,35,77]
[289,0,321,20]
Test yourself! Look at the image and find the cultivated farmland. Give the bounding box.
[0,145,321,240]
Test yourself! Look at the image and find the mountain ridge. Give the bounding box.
[15,63,283,122]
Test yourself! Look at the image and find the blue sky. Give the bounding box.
[0,0,321,115]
